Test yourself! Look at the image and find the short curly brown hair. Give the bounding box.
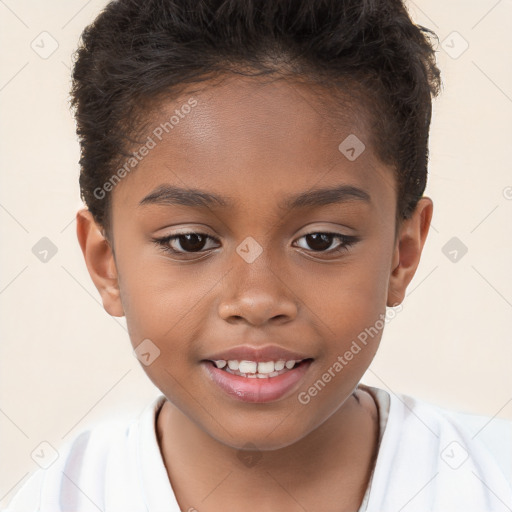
[69,0,441,237]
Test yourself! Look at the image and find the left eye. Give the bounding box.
[294,232,358,254]
[153,231,358,257]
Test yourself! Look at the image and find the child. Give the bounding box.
[5,0,512,511]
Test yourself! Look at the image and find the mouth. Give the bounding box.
[201,358,314,403]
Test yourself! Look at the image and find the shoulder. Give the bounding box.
[3,396,167,512]
[440,403,512,479]
[395,390,512,478]
[361,384,512,512]
[3,422,126,512]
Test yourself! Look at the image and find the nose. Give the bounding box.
[217,255,298,327]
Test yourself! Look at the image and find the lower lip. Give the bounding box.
[202,360,313,403]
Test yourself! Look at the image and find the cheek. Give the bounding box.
[297,248,392,382]
[118,265,206,399]
[117,249,209,345]
[301,254,390,331]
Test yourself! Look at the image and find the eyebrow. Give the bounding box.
[138,183,371,210]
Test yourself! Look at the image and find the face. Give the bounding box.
[78,74,432,450]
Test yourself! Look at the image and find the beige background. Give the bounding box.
[1,0,511,505]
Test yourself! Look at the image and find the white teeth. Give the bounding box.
[274,360,285,371]
[227,360,239,370]
[214,358,304,377]
[238,360,257,373]
[257,361,275,374]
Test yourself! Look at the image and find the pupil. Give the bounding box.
[306,233,332,251]
[180,233,206,252]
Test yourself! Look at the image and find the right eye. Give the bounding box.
[152,232,221,256]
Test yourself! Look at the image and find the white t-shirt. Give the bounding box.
[4,384,512,512]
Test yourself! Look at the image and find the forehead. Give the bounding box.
[112,75,396,215]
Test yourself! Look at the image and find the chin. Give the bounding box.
[208,421,309,452]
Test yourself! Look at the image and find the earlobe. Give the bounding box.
[76,208,125,317]
[387,197,433,307]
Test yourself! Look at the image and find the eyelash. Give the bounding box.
[152,231,359,258]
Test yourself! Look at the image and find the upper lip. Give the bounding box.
[203,345,313,363]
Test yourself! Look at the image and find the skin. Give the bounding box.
[76,75,432,511]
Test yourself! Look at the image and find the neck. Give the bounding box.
[156,387,379,512]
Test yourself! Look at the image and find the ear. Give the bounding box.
[387,197,433,307]
[76,208,124,317]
